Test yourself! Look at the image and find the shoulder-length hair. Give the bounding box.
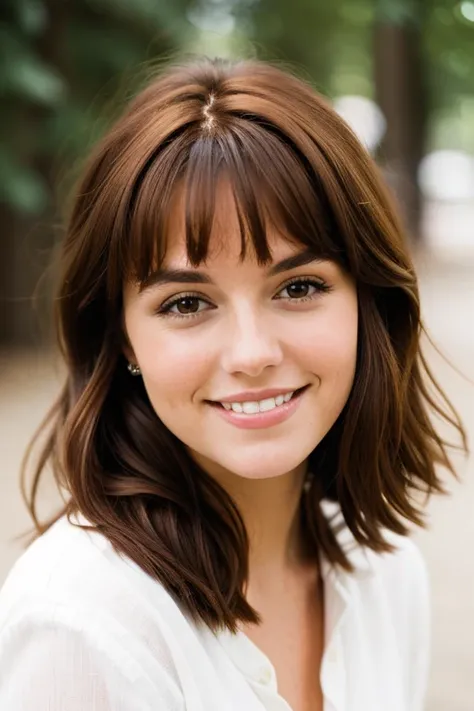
[21,57,466,631]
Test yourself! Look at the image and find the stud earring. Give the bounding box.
[127,362,141,376]
[303,472,314,493]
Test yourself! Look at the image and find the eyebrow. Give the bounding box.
[138,248,323,294]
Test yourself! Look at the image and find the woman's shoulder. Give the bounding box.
[0,514,193,698]
[365,530,429,606]
[323,500,429,594]
[1,514,123,606]
[0,515,189,709]
[341,527,430,647]
[322,500,430,622]
[0,513,178,635]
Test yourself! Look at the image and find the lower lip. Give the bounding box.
[209,389,306,430]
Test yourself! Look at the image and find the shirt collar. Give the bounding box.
[319,499,376,581]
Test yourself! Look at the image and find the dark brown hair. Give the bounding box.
[21,57,466,631]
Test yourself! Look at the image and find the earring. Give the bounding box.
[303,472,314,493]
[127,362,141,376]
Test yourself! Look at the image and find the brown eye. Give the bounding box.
[286,282,310,298]
[175,297,200,314]
[158,294,214,318]
[276,278,330,302]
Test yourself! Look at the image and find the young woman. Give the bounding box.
[0,57,465,711]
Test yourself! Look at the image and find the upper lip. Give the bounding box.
[211,387,303,404]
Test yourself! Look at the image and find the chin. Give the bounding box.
[216,450,309,481]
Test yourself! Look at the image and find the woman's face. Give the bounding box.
[123,183,358,482]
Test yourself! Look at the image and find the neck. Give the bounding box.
[204,460,310,579]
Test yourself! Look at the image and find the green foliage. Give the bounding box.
[375,0,424,26]
[3,0,474,218]
[0,147,49,213]
[233,0,474,151]
[233,0,374,97]
[425,1,474,109]
[1,0,194,216]
[10,0,48,36]
[0,18,65,106]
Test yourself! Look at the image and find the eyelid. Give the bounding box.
[274,275,330,294]
[159,290,210,308]
[278,274,327,288]
[156,291,214,316]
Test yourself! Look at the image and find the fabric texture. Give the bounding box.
[0,505,430,711]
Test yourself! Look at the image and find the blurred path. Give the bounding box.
[423,200,474,260]
[0,248,473,710]
[414,250,474,711]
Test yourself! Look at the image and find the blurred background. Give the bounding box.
[0,1,473,709]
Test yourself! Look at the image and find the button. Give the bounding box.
[327,646,337,663]
[258,666,273,684]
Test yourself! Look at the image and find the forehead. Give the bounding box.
[163,178,302,268]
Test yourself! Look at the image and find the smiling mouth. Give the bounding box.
[207,386,308,415]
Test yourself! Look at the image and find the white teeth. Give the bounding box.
[259,397,276,412]
[242,401,259,414]
[221,391,295,415]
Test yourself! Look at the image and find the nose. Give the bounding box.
[220,307,283,377]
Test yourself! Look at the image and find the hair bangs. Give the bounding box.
[121,128,193,286]
[122,117,347,289]
[216,118,346,265]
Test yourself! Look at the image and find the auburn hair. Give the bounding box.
[20,57,466,631]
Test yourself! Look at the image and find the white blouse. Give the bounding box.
[0,505,430,711]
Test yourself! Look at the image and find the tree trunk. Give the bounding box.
[374,4,427,243]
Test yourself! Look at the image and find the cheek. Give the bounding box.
[319,328,357,375]
[298,303,358,379]
[132,324,213,402]
[304,305,358,427]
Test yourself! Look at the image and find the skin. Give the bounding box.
[123,180,358,711]
[123,180,358,567]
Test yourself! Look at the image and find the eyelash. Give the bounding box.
[156,277,333,320]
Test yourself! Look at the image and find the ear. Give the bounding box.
[121,329,136,365]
